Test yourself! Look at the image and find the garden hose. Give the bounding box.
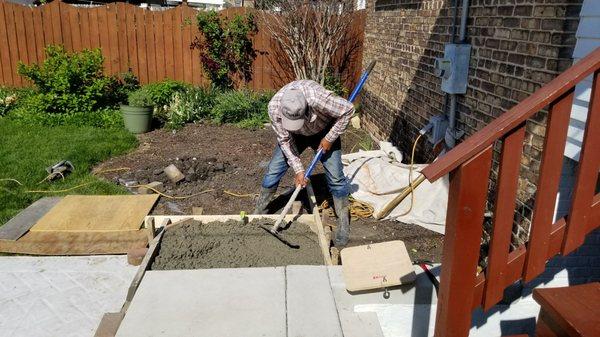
[398,132,425,217]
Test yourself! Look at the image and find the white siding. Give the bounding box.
[566,0,600,161]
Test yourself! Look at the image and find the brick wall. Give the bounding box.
[360,0,582,244]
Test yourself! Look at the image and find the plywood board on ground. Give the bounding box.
[31,195,159,232]
[0,229,148,255]
[341,240,416,292]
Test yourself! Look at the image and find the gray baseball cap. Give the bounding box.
[280,87,307,131]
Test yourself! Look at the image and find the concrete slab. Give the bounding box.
[116,268,286,337]
[0,197,61,240]
[286,266,342,337]
[0,256,137,337]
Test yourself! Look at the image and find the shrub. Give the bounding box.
[194,11,257,89]
[140,80,190,121]
[17,45,124,116]
[210,90,272,129]
[166,86,217,129]
[323,69,348,97]
[0,87,19,117]
[127,88,154,107]
[8,107,123,128]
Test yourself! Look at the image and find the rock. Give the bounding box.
[165,201,184,215]
[184,173,198,182]
[153,168,163,175]
[164,164,185,183]
[138,181,164,194]
[187,167,195,175]
[192,207,204,215]
[214,163,225,172]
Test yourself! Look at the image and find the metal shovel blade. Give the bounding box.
[259,224,300,249]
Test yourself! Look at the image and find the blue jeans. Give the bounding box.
[261,135,349,198]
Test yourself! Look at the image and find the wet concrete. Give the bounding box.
[151,218,323,269]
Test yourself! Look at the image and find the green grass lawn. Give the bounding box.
[0,119,138,225]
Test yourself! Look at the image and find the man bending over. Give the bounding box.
[254,80,354,247]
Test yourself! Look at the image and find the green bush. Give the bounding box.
[166,86,217,129]
[0,87,19,117]
[210,90,272,129]
[9,107,123,128]
[323,69,348,97]
[16,45,124,116]
[140,80,190,121]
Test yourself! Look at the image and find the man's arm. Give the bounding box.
[269,104,305,174]
[310,86,355,143]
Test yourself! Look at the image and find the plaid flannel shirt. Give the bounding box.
[268,80,355,174]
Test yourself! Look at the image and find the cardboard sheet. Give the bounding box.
[30,195,159,232]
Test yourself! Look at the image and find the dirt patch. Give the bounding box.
[96,123,444,262]
[151,218,323,269]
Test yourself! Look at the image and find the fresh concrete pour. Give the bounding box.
[151,218,323,269]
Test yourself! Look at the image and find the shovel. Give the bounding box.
[260,149,324,248]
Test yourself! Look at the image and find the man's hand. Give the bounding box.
[319,138,333,153]
[295,172,308,188]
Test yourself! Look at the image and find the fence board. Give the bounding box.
[116,3,128,73]
[49,1,62,45]
[163,9,175,80]
[97,7,111,73]
[88,8,100,49]
[58,2,72,51]
[134,8,148,84]
[0,2,10,84]
[22,7,37,65]
[14,5,29,67]
[4,3,21,85]
[68,6,81,52]
[32,7,44,62]
[125,7,138,77]
[0,2,365,89]
[523,90,574,283]
[107,4,120,74]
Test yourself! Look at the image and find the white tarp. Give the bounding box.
[342,142,449,234]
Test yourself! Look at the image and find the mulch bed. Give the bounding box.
[95,123,443,262]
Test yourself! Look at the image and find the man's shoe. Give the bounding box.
[333,196,350,247]
[253,187,277,214]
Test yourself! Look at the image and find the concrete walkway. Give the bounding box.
[0,256,137,337]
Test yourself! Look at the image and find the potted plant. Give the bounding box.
[121,88,153,134]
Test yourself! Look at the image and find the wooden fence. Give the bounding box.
[0,1,365,90]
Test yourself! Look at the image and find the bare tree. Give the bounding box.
[259,0,356,85]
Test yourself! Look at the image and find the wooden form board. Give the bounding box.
[341,240,416,292]
[31,195,159,232]
[0,229,148,255]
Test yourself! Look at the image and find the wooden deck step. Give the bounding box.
[533,282,600,336]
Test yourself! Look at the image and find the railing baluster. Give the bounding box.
[483,125,526,310]
[563,71,600,254]
[434,146,493,337]
[523,89,574,282]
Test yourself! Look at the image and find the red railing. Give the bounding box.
[422,47,600,337]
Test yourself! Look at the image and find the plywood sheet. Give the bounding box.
[341,241,416,292]
[31,195,159,232]
[0,229,148,255]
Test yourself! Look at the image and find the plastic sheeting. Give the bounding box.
[342,142,449,234]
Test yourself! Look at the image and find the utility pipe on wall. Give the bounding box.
[446,0,470,149]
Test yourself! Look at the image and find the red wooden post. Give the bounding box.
[563,71,600,254]
[523,89,574,283]
[483,125,526,310]
[434,146,493,337]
